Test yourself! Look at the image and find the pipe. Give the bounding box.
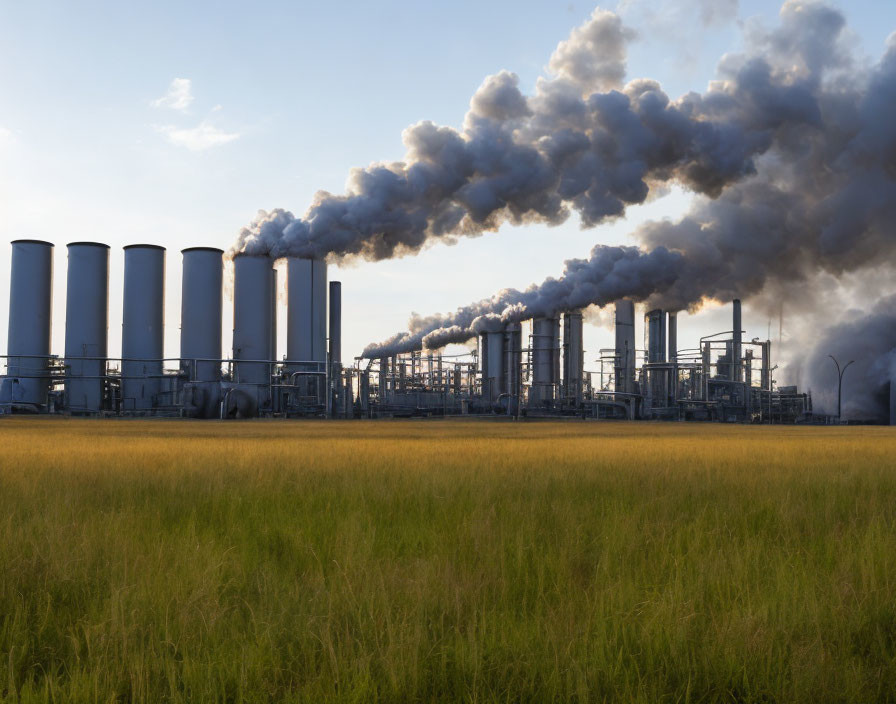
[64,242,110,413]
[121,245,165,412]
[3,240,54,409]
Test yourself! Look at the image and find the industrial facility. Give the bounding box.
[1,239,815,422]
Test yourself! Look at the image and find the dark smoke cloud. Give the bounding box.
[364,2,896,359]
[801,295,896,421]
[232,2,833,262]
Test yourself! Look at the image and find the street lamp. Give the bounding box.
[829,355,854,423]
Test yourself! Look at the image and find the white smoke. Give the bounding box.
[363,2,896,361]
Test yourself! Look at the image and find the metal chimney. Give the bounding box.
[233,254,273,410]
[64,242,109,413]
[733,299,743,383]
[180,247,223,416]
[287,257,326,400]
[271,267,278,363]
[614,300,635,394]
[287,258,327,363]
[562,311,584,405]
[3,240,54,409]
[328,280,342,416]
[328,281,342,367]
[121,245,165,412]
[503,322,522,407]
[479,329,504,403]
[646,309,666,364]
[668,312,677,362]
[531,316,559,404]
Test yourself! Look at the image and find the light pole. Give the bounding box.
[829,355,854,423]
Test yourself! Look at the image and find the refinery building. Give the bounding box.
[0,239,830,423]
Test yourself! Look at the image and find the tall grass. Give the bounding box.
[1,418,895,702]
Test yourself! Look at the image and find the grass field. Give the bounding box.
[1,418,895,703]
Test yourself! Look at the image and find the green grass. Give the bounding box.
[1,418,895,702]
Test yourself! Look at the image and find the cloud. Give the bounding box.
[156,120,239,151]
[0,126,12,143]
[152,78,194,111]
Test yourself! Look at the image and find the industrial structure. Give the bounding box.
[2,239,817,422]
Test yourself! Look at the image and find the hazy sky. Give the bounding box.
[1,0,894,378]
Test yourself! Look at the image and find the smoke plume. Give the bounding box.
[801,296,896,421]
[232,3,835,262]
[364,2,896,359]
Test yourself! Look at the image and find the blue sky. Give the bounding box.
[1,0,894,374]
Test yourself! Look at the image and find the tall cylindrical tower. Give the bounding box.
[328,280,342,367]
[287,257,327,363]
[732,299,743,383]
[562,311,584,406]
[3,240,54,408]
[121,245,165,411]
[530,316,559,405]
[233,254,274,395]
[180,247,223,417]
[64,242,110,413]
[287,257,327,400]
[614,300,635,394]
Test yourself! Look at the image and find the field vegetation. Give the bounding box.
[1,418,895,702]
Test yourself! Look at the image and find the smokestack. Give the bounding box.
[287,258,327,363]
[479,329,504,403]
[378,357,389,403]
[287,257,326,401]
[668,312,677,363]
[562,311,584,405]
[233,254,273,411]
[733,299,743,383]
[121,245,165,412]
[271,267,278,363]
[180,247,223,417]
[503,322,522,407]
[64,242,109,413]
[614,300,635,394]
[4,240,54,409]
[891,380,896,427]
[646,309,666,364]
[328,281,342,367]
[530,317,559,405]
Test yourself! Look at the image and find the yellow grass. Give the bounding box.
[1,418,895,702]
